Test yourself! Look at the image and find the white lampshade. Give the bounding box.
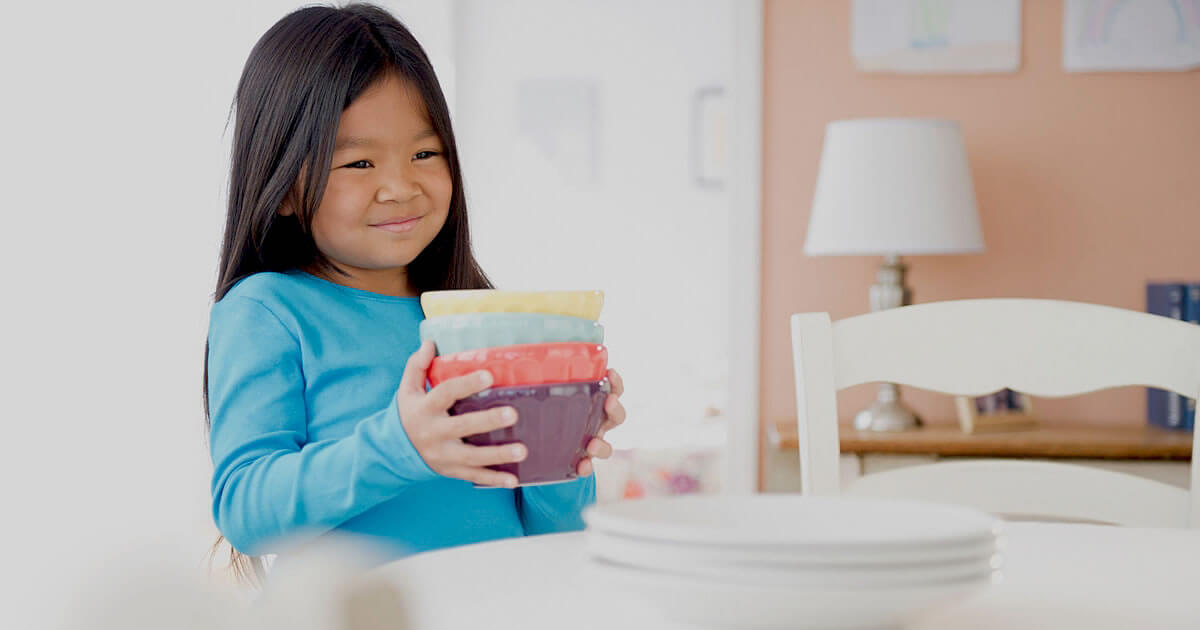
[805,118,984,256]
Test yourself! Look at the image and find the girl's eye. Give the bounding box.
[414,151,441,160]
[344,160,372,169]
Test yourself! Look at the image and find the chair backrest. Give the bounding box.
[790,298,1200,527]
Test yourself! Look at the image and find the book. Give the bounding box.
[1184,283,1200,430]
[1146,283,1186,430]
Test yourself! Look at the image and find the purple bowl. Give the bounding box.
[451,378,610,485]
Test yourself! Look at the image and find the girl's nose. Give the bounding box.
[375,167,421,204]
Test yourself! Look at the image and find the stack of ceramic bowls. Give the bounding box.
[420,290,609,486]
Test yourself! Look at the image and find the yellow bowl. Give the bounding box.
[421,289,604,320]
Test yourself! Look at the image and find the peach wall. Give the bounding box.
[761,0,1200,478]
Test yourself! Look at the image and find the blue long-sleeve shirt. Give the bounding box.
[206,270,594,558]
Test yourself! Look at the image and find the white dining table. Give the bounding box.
[374,521,1200,629]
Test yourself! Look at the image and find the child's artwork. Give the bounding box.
[852,0,1022,73]
[1063,0,1200,71]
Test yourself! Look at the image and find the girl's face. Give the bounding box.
[286,73,451,296]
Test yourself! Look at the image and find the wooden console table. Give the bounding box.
[767,420,1193,491]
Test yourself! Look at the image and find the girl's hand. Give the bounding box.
[577,368,626,477]
[396,341,525,488]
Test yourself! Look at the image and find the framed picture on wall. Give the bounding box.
[851,0,1022,74]
[956,388,1037,433]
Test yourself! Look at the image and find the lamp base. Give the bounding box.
[853,255,923,432]
[853,383,923,432]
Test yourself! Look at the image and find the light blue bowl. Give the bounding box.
[420,312,605,355]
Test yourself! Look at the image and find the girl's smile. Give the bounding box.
[371,214,425,233]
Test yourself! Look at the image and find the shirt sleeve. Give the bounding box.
[207,296,438,555]
[517,474,596,535]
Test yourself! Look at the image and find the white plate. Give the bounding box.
[588,555,998,588]
[587,529,1001,573]
[585,557,996,629]
[583,495,1000,549]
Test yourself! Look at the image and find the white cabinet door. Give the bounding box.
[452,0,760,491]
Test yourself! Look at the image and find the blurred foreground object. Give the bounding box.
[63,534,413,630]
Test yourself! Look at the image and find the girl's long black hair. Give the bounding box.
[204,2,492,584]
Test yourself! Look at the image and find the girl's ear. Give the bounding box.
[278,186,299,217]
[279,168,307,217]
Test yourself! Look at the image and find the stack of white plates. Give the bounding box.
[581,495,1002,629]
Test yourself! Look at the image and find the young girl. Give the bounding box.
[204,3,626,582]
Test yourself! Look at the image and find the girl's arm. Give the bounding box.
[206,296,438,556]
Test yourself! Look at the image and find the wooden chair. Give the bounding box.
[789,299,1200,527]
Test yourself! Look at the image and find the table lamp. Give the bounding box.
[804,118,984,431]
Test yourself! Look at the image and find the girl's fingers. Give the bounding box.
[441,406,517,439]
[398,341,437,394]
[425,370,494,411]
[586,437,613,459]
[576,457,594,477]
[442,465,519,488]
[607,368,624,397]
[605,394,625,422]
[598,394,626,435]
[449,441,527,467]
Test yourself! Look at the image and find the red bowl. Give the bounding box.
[452,378,610,485]
[428,342,608,388]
